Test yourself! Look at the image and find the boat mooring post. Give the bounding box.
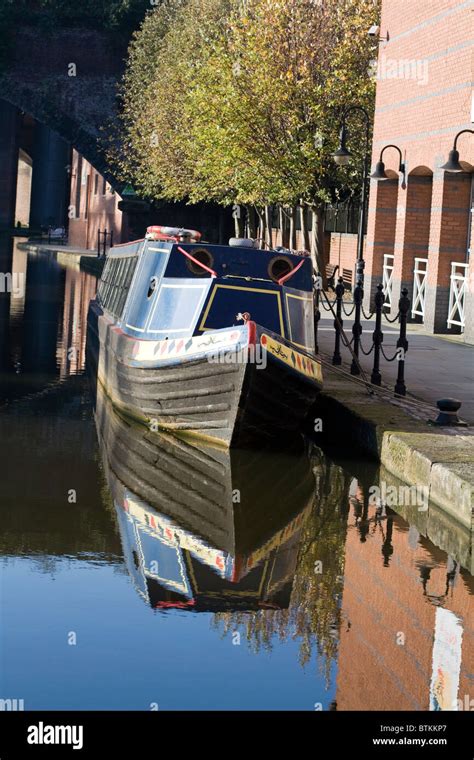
[394,288,410,396]
[370,284,384,385]
[332,277,345,365]
[350,280,363,375]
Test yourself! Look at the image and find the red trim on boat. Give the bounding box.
[177,246,217,277]
[155,600,196,609]
[277,257,305,285]
[247,320,257,346]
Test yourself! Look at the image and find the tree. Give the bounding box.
[114,0,380,267]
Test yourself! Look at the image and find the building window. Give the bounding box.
[102,176,107,195]
[94,173,99,195]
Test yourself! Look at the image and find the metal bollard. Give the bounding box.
[332,277,345,366]
[394,288,410,396]
[371,284,384,385]
[350,280,363,375]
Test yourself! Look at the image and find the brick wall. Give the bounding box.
[68,150,125,250]
[364,0,473,340]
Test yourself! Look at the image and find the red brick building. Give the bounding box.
[68,149,128,251]
[331,0,474,343]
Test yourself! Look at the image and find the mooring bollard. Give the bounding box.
[350,280,363,375]
[394,287,410,396]
[313,278,320,354]
[371,284,384,385]
[434,398,467,427]
[332,277,345,366]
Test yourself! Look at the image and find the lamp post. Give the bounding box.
[333,106,371,286]
[441,129,474,172]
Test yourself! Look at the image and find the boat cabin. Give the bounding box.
[97,236,315,352]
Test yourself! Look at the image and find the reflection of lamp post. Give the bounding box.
[441,129,474,172]
[371,144,406,185]
[333,106,371,286]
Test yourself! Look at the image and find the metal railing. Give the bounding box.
[97,229,114,257]
[382,254,394,310]
[314,275,410,396]
[412,257,428,320]
[447,262,468,329]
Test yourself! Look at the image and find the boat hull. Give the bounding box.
[87,300,322,448]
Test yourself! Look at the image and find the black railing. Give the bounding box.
[97,229,114,257]
[314,276,410,396]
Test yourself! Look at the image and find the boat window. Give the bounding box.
[185,247,214,276]
[268,256,293,283]
[147,281,210,334]
[284,288,315,351]
[123,245,170,331]
[98,255,138,319]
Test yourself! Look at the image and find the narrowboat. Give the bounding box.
[87,226,322,448]
[94,383,315,611]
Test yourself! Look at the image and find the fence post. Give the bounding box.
[371,283,384,385]
[350,280,363,375]
[332,277,345,365]
[313,276,320,354]
[110,230,114,249]
[394,288,410,396]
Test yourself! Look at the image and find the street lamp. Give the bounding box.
[441,129,474,172]
[332,106,371,285]
[371,144,406,185]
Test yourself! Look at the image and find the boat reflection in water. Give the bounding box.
[94,385,316,612]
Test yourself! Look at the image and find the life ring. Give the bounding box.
[146,225,201,242]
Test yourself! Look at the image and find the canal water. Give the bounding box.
[0,237,473,711]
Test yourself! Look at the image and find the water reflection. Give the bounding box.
[0,246,472,710]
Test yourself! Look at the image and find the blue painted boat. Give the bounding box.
[87,227,322,447]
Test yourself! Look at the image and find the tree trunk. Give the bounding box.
[280,206,290,248]
[233,204,244,237]
[300,205,310,252]
[256,207,266,248]
[246,205,257,239]
[289,205,297,249]
[311,205,327,285]
[265,205,273,249]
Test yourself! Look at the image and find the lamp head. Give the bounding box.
[370,160,388,180]
[440,148,463,173]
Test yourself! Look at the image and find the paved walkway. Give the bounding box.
[317,312,474,423]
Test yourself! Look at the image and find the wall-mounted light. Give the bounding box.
[440,129,474,172]
[368,24,389,42]
[371,144,406,187]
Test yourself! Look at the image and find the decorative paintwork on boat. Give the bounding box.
[87,228,322,447]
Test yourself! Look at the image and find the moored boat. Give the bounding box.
[87,226,322,447]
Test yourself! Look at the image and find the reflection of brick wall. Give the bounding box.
[336,509,474,710]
